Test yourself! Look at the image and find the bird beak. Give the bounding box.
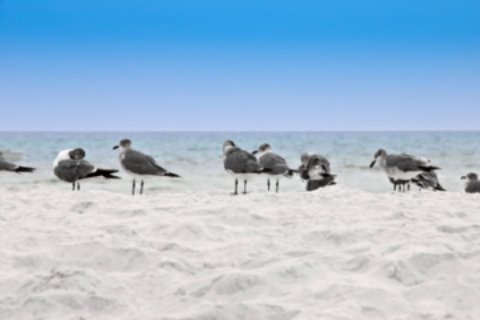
[369,160,376,168]
[113,145,119,150]
[461,176,466,180]
[252,150,258,155]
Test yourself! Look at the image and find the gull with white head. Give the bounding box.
[223,140,264,195]
[252,143,296,192]
[113,139,180,195]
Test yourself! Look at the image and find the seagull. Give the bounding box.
[461,173,480,193]
[252,143,295,192]
[223,140,264,195]
[298,153,336,191]
[113,139,180,195]
[53,148,120,191]
[0,151,35,174]
[412,171,446,192]
[369,149,440,190]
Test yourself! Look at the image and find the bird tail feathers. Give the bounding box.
[15,166,35,173]
[163,172,180,178]
[85,169,121,179]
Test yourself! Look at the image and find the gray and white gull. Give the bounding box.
[298,152,336,191]
[223,140,264,195]
[461,173,480,193]
[113,139,180,195]
[370,149,440,191]
[53,148,120,191]
[252,143,295,192]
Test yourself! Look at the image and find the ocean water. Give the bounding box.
[1,131,480,193]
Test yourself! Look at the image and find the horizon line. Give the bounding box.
[1,130,480,133]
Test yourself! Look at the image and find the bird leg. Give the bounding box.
[132,179,136,196]
[140,180,144,195]
[72,182,75,191]
[276,179,279,193]
[243,180,248,194]
[267,179,270,191]
[232,179,238,195]
[77,182,80,191]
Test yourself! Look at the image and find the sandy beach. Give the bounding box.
[1,185,479,319]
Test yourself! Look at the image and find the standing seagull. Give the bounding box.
[461,173,480,193]
[412,171,446,191]
[223,140,264,195]
[53,148,120,191]
[0,151,35,173]
[113,139,180,195]
[298,153,336,191]
[369,149,440,191]
[252,143,295,192]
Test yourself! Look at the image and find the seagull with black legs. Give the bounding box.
[113,139,180,195]
[0,151,35,174]
[223,140,264,195]
[461,173,480,193]
[369,149,440,191]
[53,148,120,191]
[252,143,295,192]
[298,153,336,191]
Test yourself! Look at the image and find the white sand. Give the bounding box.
[1,186,480,320]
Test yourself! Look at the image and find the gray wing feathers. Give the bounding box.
[224,148,262,173]
[466,181,480,193]
[387,154,426,172]
[54,159,95,182]
[122,149,167,175]
[259,153,288,175]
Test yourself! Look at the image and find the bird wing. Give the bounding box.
[259,153,288,174]
[54,159,95,181]
[387,154,426,172]
[466,181,480,193]
[122,149,167,175]
[224,148,261,173]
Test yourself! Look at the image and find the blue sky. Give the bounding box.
[1,0,479,131]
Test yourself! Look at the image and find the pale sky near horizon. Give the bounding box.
[1,0,479,131]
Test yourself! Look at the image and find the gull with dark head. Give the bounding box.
[0,151,35,174]
[370,149,440,191]
[298,153,336,191]
[54,148,120,191]
[252,143,296,192]
[461,173,480,193]
[223,140,263,195]
[113,139,180,195]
